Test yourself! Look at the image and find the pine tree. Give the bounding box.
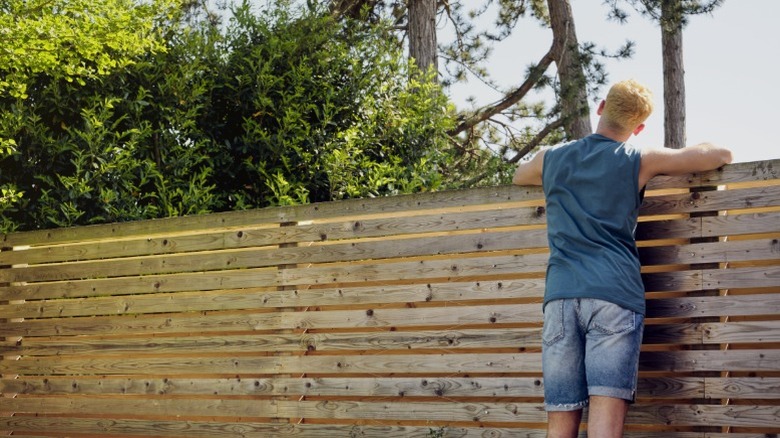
[605,0,724,149]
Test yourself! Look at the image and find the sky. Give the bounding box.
[445,0,779,163]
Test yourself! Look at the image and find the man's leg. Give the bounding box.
[587,395,628,437]
[547,410,583,438]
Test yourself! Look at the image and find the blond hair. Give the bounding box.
[601,79,654,133]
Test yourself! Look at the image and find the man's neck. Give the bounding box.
[595,124,632,143]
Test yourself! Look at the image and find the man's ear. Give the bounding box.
[597,100,606,115]
[632,123,645,136]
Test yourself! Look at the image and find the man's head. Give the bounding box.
[598,79,654,136]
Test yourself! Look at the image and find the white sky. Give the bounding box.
[444,0,779,163]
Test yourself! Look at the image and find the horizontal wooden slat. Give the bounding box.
[1,293,776,340]
[0,279,544,320]
[3,350,779,377]
[0,352,542,376]
[0,206,548,266]
[1,418,548,438]
[640,184,780,216]
[5,416,762,438]
[644,321,780,344]
[643,159,780,189]
[0,328,542,356]
[3,397,779,428]
[695,158,780,186]
[0,229,549,283]
[647,293,780,319]
[0,303,544,338]
[0,376,544,398]
[640,349,780,372]
[0,185,547,247]
[4,376,778,401]
[0,252,548,301]
[705,377,780,399]
[643,266,780,292]
[3,320,777,357]
[637,211,780,240]
[639,238,780,266]
[629,403,780,428]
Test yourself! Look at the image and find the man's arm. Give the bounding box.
[512,150,546,186]
[639,143,733,188]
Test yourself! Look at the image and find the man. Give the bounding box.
[512,79,732,438]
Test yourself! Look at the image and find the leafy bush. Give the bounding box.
[0,1,456,232]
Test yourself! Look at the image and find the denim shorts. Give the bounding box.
[542,298,644,411]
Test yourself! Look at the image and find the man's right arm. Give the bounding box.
[638,143,733,188]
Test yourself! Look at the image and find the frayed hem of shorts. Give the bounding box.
[544,400,588,412]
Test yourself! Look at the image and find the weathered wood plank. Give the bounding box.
[1,185,547,248]
[629,403,780,429]
[695,158,780,186]
[639,238,780,266]
[0,376,545,398]
[0,310,283,338]
[0,253,548,301]
[0,229,549,283]
[0,353,544,376]
[6,396,778,428]
[277,253,548,287]
[640,184,780,216]
[704,266,780,289]
[4,396,281,418]
[0,266,278,301]
[637,211,780,240]
[2,416,744,438]
[0,328,542,356]
[643,266,780,293]
[3,350,779,376]
[0,302,544,338]
[643,321,780,345]
[0,279,545,319]
[640,350,780,372]
[705,377,780,399]
[1,376,705,399]
[0,417,550,438]
[642,270,704,293]
[644,159,780,189]
[646,293,780,318]
[0,206,549,266]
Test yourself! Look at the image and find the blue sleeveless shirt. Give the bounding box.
[541,134,646,314]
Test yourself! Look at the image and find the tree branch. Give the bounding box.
[507,117,565,164]
[447,44,556,136]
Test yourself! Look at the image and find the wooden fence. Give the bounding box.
[1,159,779,437]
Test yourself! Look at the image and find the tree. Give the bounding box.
[332,0,622,186]
[606,0,724,149]
[408,0,438,79]
[548,0,592,139]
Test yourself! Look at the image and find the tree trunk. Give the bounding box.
[548,0,592,139]
[408,0,438,80]
[661,0,686,149]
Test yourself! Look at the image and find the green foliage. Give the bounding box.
[0,0,456,232]
[0,0,178,100]
[203,1,454,208]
